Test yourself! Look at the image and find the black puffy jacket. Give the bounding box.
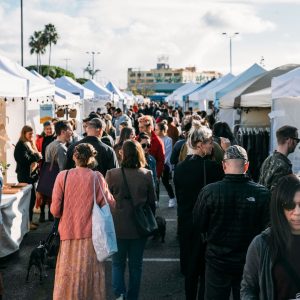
[193,174,270,273]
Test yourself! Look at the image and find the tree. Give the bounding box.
[26,65,75,79]
[29,31,46,73]
[84,62,101,79]
[44,24,59,75]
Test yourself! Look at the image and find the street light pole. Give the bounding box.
[222,32,239,74]
[86,51,100,79]
[20,0,24,66]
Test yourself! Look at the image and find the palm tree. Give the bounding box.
[29,31,46,73]
[44,24,59,75]
[84,62,101,79]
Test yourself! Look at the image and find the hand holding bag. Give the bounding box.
[92,172,118,262]
[121,168,158,237]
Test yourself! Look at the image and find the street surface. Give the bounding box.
[0,186,185,300]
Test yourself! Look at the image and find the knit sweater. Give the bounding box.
[50,167,115,240]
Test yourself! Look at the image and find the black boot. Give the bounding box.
[39,204,45,223]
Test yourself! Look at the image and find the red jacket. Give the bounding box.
[149,131,165,178]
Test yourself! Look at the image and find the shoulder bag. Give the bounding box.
[45,170,69,257]
[121,167,158,237]
[92,172,118,262]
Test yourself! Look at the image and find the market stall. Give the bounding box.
[271,67,300,174]
[0,185,32,257]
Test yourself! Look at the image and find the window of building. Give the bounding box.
[130,80,136,84]
[146,73,152,77]
[130,73,136,77]
[165,73,172,76]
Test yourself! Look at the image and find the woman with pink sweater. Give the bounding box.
[51,143,115,300]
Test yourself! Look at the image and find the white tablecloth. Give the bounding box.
[0,185,32,257]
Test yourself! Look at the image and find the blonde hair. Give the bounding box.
[138,115,153,128]
[19,125,38,153]
[188,120,212,149]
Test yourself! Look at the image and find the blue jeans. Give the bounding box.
[112,238,147,300]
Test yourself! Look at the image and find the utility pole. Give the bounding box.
[63,58,71,71]
[20,0,24,66]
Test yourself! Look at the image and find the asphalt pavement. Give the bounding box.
[0,186,185,300]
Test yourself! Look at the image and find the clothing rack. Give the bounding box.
[235,124,270,182]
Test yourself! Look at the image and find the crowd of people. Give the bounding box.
[1,100,299,300]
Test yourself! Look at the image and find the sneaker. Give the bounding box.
[155,201,159,208]
[168,198,176,208]
[116,294,124,300]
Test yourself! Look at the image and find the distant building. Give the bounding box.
[127,61,222,96]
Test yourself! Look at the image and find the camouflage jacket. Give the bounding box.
[259,151,292,191]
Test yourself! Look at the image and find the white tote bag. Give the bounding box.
[92,172,118,262]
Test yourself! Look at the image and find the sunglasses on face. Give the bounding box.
[291,137,300,143]
[282,202,300,211]
[141,143,151,149]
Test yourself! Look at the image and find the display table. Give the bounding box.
[0,185,32,257]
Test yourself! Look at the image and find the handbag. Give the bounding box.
[45,170,69,258]
[36,161,60,198]
[121,168,158,237]
[92,172,118,262]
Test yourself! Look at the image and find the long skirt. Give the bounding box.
[53,238,105,300]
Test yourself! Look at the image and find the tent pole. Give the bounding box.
[24,80,30,125]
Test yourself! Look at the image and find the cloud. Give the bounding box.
[0,0,290,88]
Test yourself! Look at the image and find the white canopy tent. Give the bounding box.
[270,67,300,174]
[83,80,112,114]
[0,55,55,182]
[30,71,80,106]
[45,75,55,84]
[0,69,27,98]
[83,80,112,100]
[166,83,200,107]
[55,76,94,100]
[188,74,235,111]
[0,55,54,98]
[54,86,80,105]
[240,87,271,107]
[219,73,265,109]
[105,81,125,108]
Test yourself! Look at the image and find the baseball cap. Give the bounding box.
[224,145,248,161]
[88,118,103,129]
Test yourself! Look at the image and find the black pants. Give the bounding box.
[29,184,36,222]
[204,263,242,300]
[161,164,175,199]
[178,222,205,300]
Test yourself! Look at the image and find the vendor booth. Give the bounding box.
[105,81,125,109]
[55,76,94,119]
[83,80,112,113]
[166,83,200,108]
[0,185,32,257]
[271,67,300,174]
[216,64,266,128]
[188,74,234,111]
[0,55,55,183]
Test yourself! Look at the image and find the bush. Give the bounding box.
[26,65,76,79]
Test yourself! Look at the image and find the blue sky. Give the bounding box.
[1,0,300,88]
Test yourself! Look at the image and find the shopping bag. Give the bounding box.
[92,173,117,262]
